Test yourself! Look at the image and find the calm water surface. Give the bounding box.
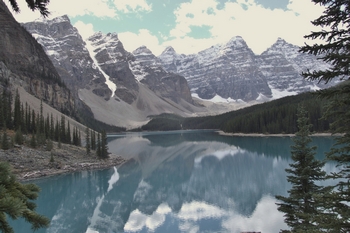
[10,130,336,233]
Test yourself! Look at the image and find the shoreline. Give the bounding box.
[0,142,127,182]
[19,154,127,181]
[217,130,337,137]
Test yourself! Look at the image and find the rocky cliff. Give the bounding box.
[159,36,272,101]
[158,36,333,101]
[0,0,74,114]
[23,16,207,128]
[130,46,193,105]
[23,16,112,101]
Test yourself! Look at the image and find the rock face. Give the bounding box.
[23,16,112,101]
[158,36,333,101]
[87,32,139,104]
[0,1,74,114]
[130,46,193,104]
[159,36,272,101]
[22,15,201,128]
[257,38,331,92]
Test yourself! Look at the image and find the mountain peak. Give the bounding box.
[34,14,70,24]
[226,36,247,48]
[133,45,153,55]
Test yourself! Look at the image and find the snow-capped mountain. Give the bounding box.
[257,38,331,94]
[159,36,272,102]
[23,16,208,128]
[158,37,333,101]
[23,15,112,101]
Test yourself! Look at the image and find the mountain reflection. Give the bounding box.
[11,131,335,233]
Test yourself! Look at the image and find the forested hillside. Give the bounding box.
[141,91,331,134]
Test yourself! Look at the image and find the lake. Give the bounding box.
[10,130,337,233]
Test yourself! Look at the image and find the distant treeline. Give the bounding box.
[141,92,332,134]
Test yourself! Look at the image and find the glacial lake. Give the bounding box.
[10,130,337,233]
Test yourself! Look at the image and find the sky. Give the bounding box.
[6,0,325,56]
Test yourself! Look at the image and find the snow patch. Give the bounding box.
[191,93,245,103]
[85,39,117,97]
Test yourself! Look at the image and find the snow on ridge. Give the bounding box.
[191,93,245,103]
[85,39,117,97]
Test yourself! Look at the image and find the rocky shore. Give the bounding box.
[0,142,127,181]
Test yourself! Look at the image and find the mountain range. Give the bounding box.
[6,12,335,128]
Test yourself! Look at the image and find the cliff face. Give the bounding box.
[0,0,74,114]
[158,37,334,101]
[23,16,112,101]
[131,46,193,104]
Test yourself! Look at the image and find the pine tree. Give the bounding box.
[276,106,327,232]
[13,89,21,130]
[14,127,23,145]
[0,162,50,233]
[96,133,101,158]
[101,130,109,159]
[60,115,66,143]
[66,121,71,144]
[1,130,9,150]
[300,1,350,232]
[85,127,90,155]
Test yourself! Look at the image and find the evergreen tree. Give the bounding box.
[101,130,109,159]
[0,162,50,233]
[14,127,23,145]
[85,127,90,155]
[60,115,66,143]
[13,89,21,130]
[1,130,9,150]
[66,121,71,144]
[300,1,350,231]
[45,113,50,139]
[30,134,37,148]
[31,109,36,133]
[276,106,327,232]
[50,114,54,140]
[8,0,50,18]
[90,129,95,151]
[96,133,101,158]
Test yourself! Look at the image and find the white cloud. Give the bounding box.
[74,21,95,39]
[119,29,163,55]
[166,0,325,55]
[113,0,152,13]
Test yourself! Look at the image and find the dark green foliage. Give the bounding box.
[60,115,66,143]
[8,0,50,18]
[96,133,101,158]
[85,127,90,155]
[14,127,23,145]
[140,93,331,133]
[141,114,183,131]
[0,162,50,233]
[29,134,36,148]
[66,121,71,144]
[276,106,328,232]
[13,89,21,130]
[299,1,350,231]
[101,130,109,159]
[90,129,96,151]
[1,130,9,150]
[46,139,53,151]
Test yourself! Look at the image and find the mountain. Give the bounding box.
[23,16,213,128]
[158,37,333,101]
[0,1,74,115]
[257,37,330,94]
[159,36,272,102]
[22,16,112,101]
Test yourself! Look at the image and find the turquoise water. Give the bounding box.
[10,130,336,233]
